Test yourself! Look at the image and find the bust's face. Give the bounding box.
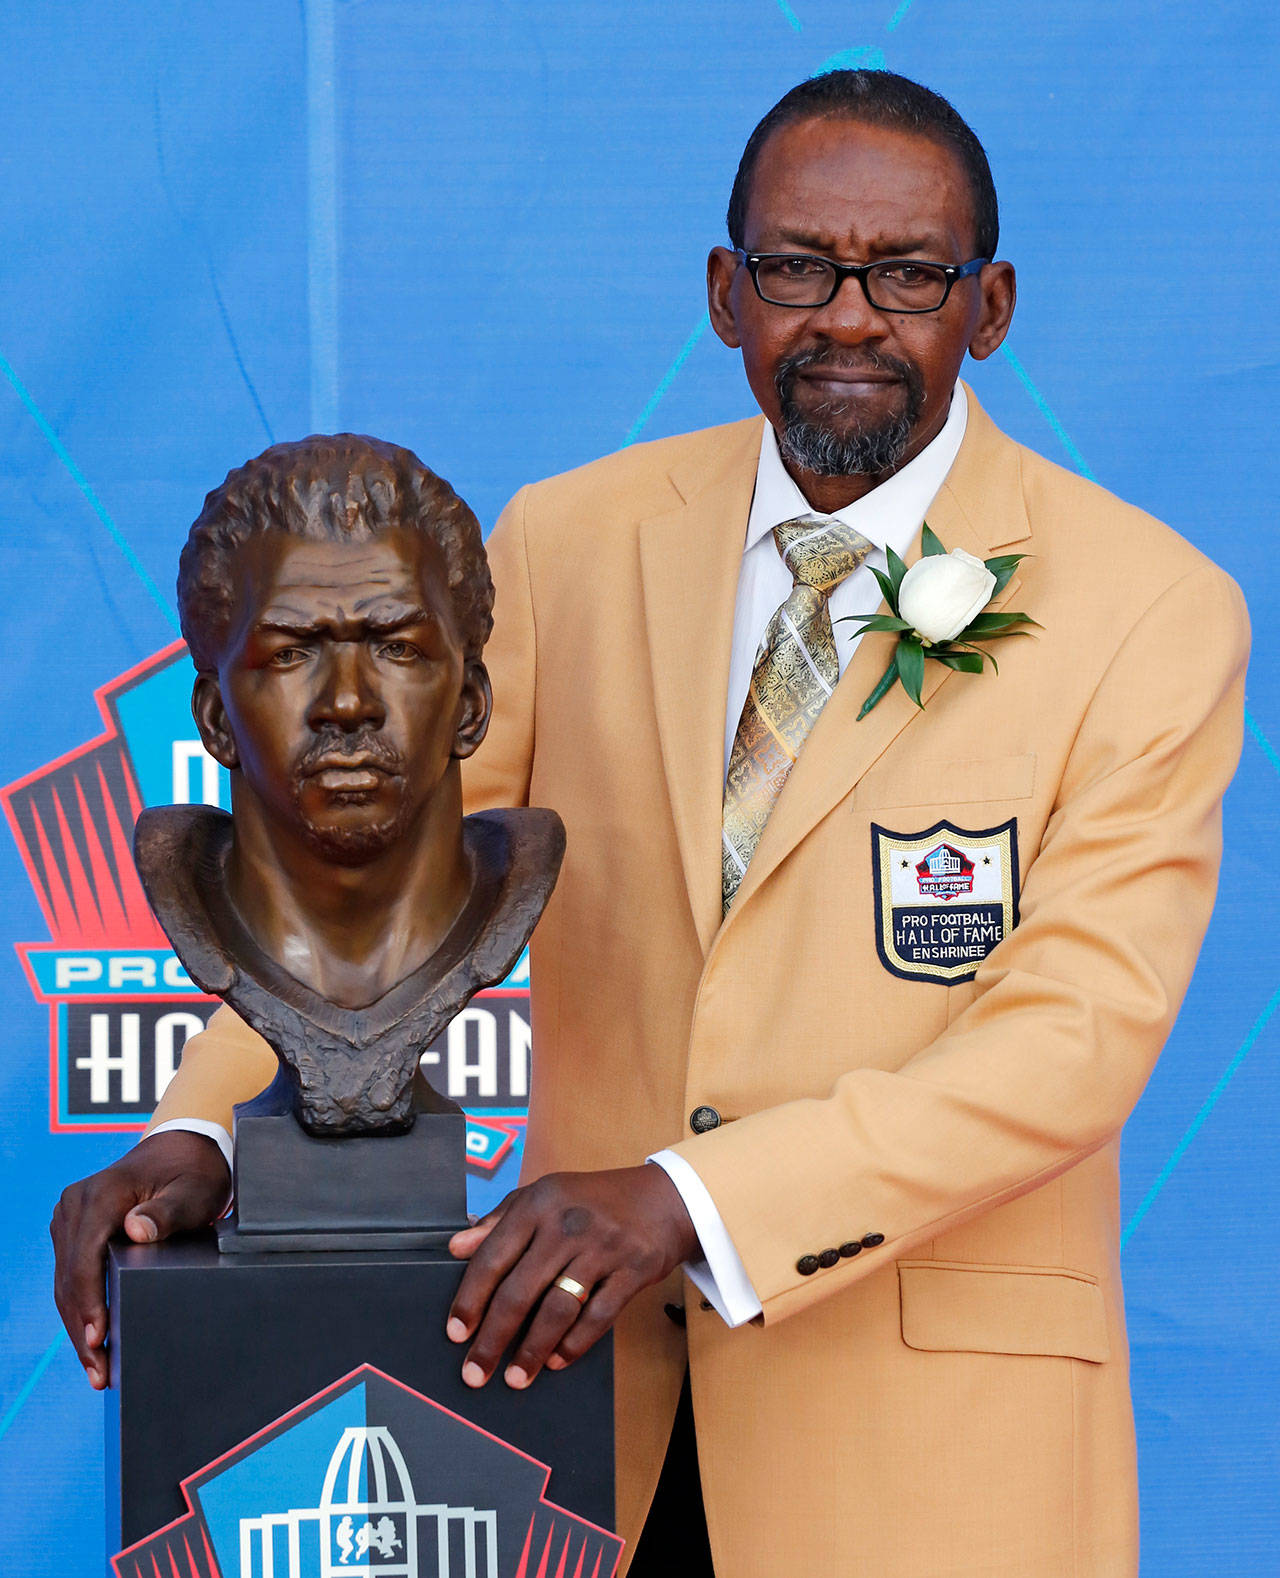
[196,526,488,864]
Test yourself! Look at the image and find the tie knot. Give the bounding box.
[773,514,874,594]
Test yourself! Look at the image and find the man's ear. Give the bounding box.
[967,261,1016,362]
[191,674,239,770]
[707,246,744,349]
[452,660,493,760]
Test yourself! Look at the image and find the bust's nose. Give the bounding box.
[307,642,386,730]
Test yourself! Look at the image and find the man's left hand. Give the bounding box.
[446,1165,699,1389]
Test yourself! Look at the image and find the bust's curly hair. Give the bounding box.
[178,434,493,672]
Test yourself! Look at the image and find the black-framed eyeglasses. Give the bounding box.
[735,250,990,313]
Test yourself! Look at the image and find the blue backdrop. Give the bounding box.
[1,3,1276,1572]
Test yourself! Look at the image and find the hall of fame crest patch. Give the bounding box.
[871,819,1019,985]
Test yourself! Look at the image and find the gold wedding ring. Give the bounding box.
[553,1274,590,1306]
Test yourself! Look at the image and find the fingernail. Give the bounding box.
[130,1214,158,1243]
[446,1318,468,1343]
[84,1324,98,1350]
[545,1354,567,1371]
[504,1365,529,1389]
[461,1362,485,1388]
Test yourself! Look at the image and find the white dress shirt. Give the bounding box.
[153,386,968,1325]
[648,384,968,1326]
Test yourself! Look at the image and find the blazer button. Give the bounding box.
[663,1303,687,1328]
[689,1105,722,1134]
[796,1254,821,1276]
[861,1232,886,1249]
[838,1241,862,1257]
[817,1248,840,1269]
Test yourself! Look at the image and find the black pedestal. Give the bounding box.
[107,1234,616,1569]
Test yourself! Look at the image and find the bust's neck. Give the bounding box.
[224,773,473,1010]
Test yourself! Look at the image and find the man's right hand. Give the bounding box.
[50,1130,230,1390]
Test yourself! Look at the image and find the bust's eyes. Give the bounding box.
[259,637,424,666]
[377,639,421,662]
[267,645,309,667]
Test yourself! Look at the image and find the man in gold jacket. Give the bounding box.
[54,71,1249,1578]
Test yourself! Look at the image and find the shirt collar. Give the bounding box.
[745,381,969,558]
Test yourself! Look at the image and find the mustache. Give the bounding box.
[774,346,922,395]
[296,728,404,776]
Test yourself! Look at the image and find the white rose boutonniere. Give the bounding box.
[898,548,996,643]
[839,524,1038,719]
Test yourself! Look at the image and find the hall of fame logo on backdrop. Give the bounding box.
[871,819,1019,985]
[2,641,530,1168]
[112,1364,622,1578]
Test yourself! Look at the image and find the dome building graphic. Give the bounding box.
[239,1425,498,1578]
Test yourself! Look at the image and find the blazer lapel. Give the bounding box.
[638,419,764,955]
[720,388,1034,926]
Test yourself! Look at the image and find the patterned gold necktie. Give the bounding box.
[722,514,875,911]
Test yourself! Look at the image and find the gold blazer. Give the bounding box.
[153,391,1249,1577]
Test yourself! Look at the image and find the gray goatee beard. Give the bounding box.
[774,349,925,477]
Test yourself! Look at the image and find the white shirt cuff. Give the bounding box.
[147,1118,235,1214]
[647,1149,763,1327]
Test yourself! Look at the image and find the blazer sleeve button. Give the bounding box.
[689,1105,722,1133]
[838,1241,862,1257]
[796,1254,821,1276]
[861,1232,886,1248]
[817,1248,840,1269]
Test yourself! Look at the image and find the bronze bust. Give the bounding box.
[133,435,563,1242]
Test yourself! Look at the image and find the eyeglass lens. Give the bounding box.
[754,257,952,310]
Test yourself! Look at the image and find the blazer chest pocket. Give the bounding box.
[898,1260,1109,1364]
[851,752,1036,811]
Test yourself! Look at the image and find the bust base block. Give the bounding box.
[225,1108,469,1251]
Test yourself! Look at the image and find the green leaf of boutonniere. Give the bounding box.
[933,650,986,674]
[884,544,910,597]
[920,523,948,557]
[963,610,1041,635]
[984,553,1023,596]
[895,638,925,708]
[843,613,914,635]
[868,565,901,612]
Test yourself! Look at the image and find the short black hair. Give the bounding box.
[726,69,998,260]
[178,434,493,672]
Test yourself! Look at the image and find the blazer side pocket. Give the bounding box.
[852,752,1037,811]
[898,1259,1110,1364]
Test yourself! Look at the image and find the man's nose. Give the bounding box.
[308,644,386,729]
[804,273,887,344]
